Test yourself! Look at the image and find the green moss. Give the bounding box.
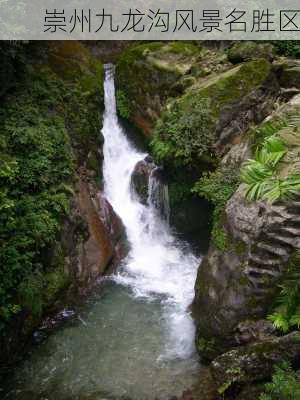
[116,41,203,128]
[198,59,272,119]
[162,41,200,56]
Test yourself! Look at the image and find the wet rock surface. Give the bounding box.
[131,156,156,204]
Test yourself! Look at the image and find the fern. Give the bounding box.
[241,135,300,202]
[268,253,300,332]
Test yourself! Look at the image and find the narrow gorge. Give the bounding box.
[1,40,300,400]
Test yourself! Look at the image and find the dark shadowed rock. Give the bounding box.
[280,60,300,89]
[131,156,156,204]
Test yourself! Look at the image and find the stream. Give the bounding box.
[1,65,202,400]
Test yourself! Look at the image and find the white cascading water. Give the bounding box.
[102,64,200,359]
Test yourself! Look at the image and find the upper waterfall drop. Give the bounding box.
[101,64,200,359]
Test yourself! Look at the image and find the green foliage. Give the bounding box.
[273,41,300,58]
[151,97,214,166]
[241,135,300,202]
[116,89,131,119]
[268,253,300,333]
[260,362,300,400]
[193,164,240,250]
[0,57,103,331]
[0,69,74,328]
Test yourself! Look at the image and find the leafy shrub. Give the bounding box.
[193,164,240,250]
[241,136,300,202]
[0,59,102,331]
[151,97,214,166]
[268,252,300,333]
[260,362,300,400]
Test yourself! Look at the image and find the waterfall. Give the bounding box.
[0,63,202,400]
[101,64,200,359]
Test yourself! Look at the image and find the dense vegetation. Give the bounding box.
[0,43,103,333]
[268,252,300,333]
[0,69,73,328]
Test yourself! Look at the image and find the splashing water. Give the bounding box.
[102,64,200,359]
[1,64,202,400]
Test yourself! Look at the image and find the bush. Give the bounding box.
[260,362,300,400]
[273,41,300,58]
[151,97,214,166]
[0,70,74,329]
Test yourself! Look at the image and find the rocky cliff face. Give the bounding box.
[193,97,300,359]
[194,187,300,357]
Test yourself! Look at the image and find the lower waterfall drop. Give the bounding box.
[102,63,200,360]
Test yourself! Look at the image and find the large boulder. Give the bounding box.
[74,174,126,288]
[131,156,157,204]
[193,99,300,360]
[211,332,300,395]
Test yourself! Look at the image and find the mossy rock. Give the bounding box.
[47,41,104,97]
[115,41,202,134]
[211,332,300,395]
[151,59,275,168]
[227,42,274,64]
